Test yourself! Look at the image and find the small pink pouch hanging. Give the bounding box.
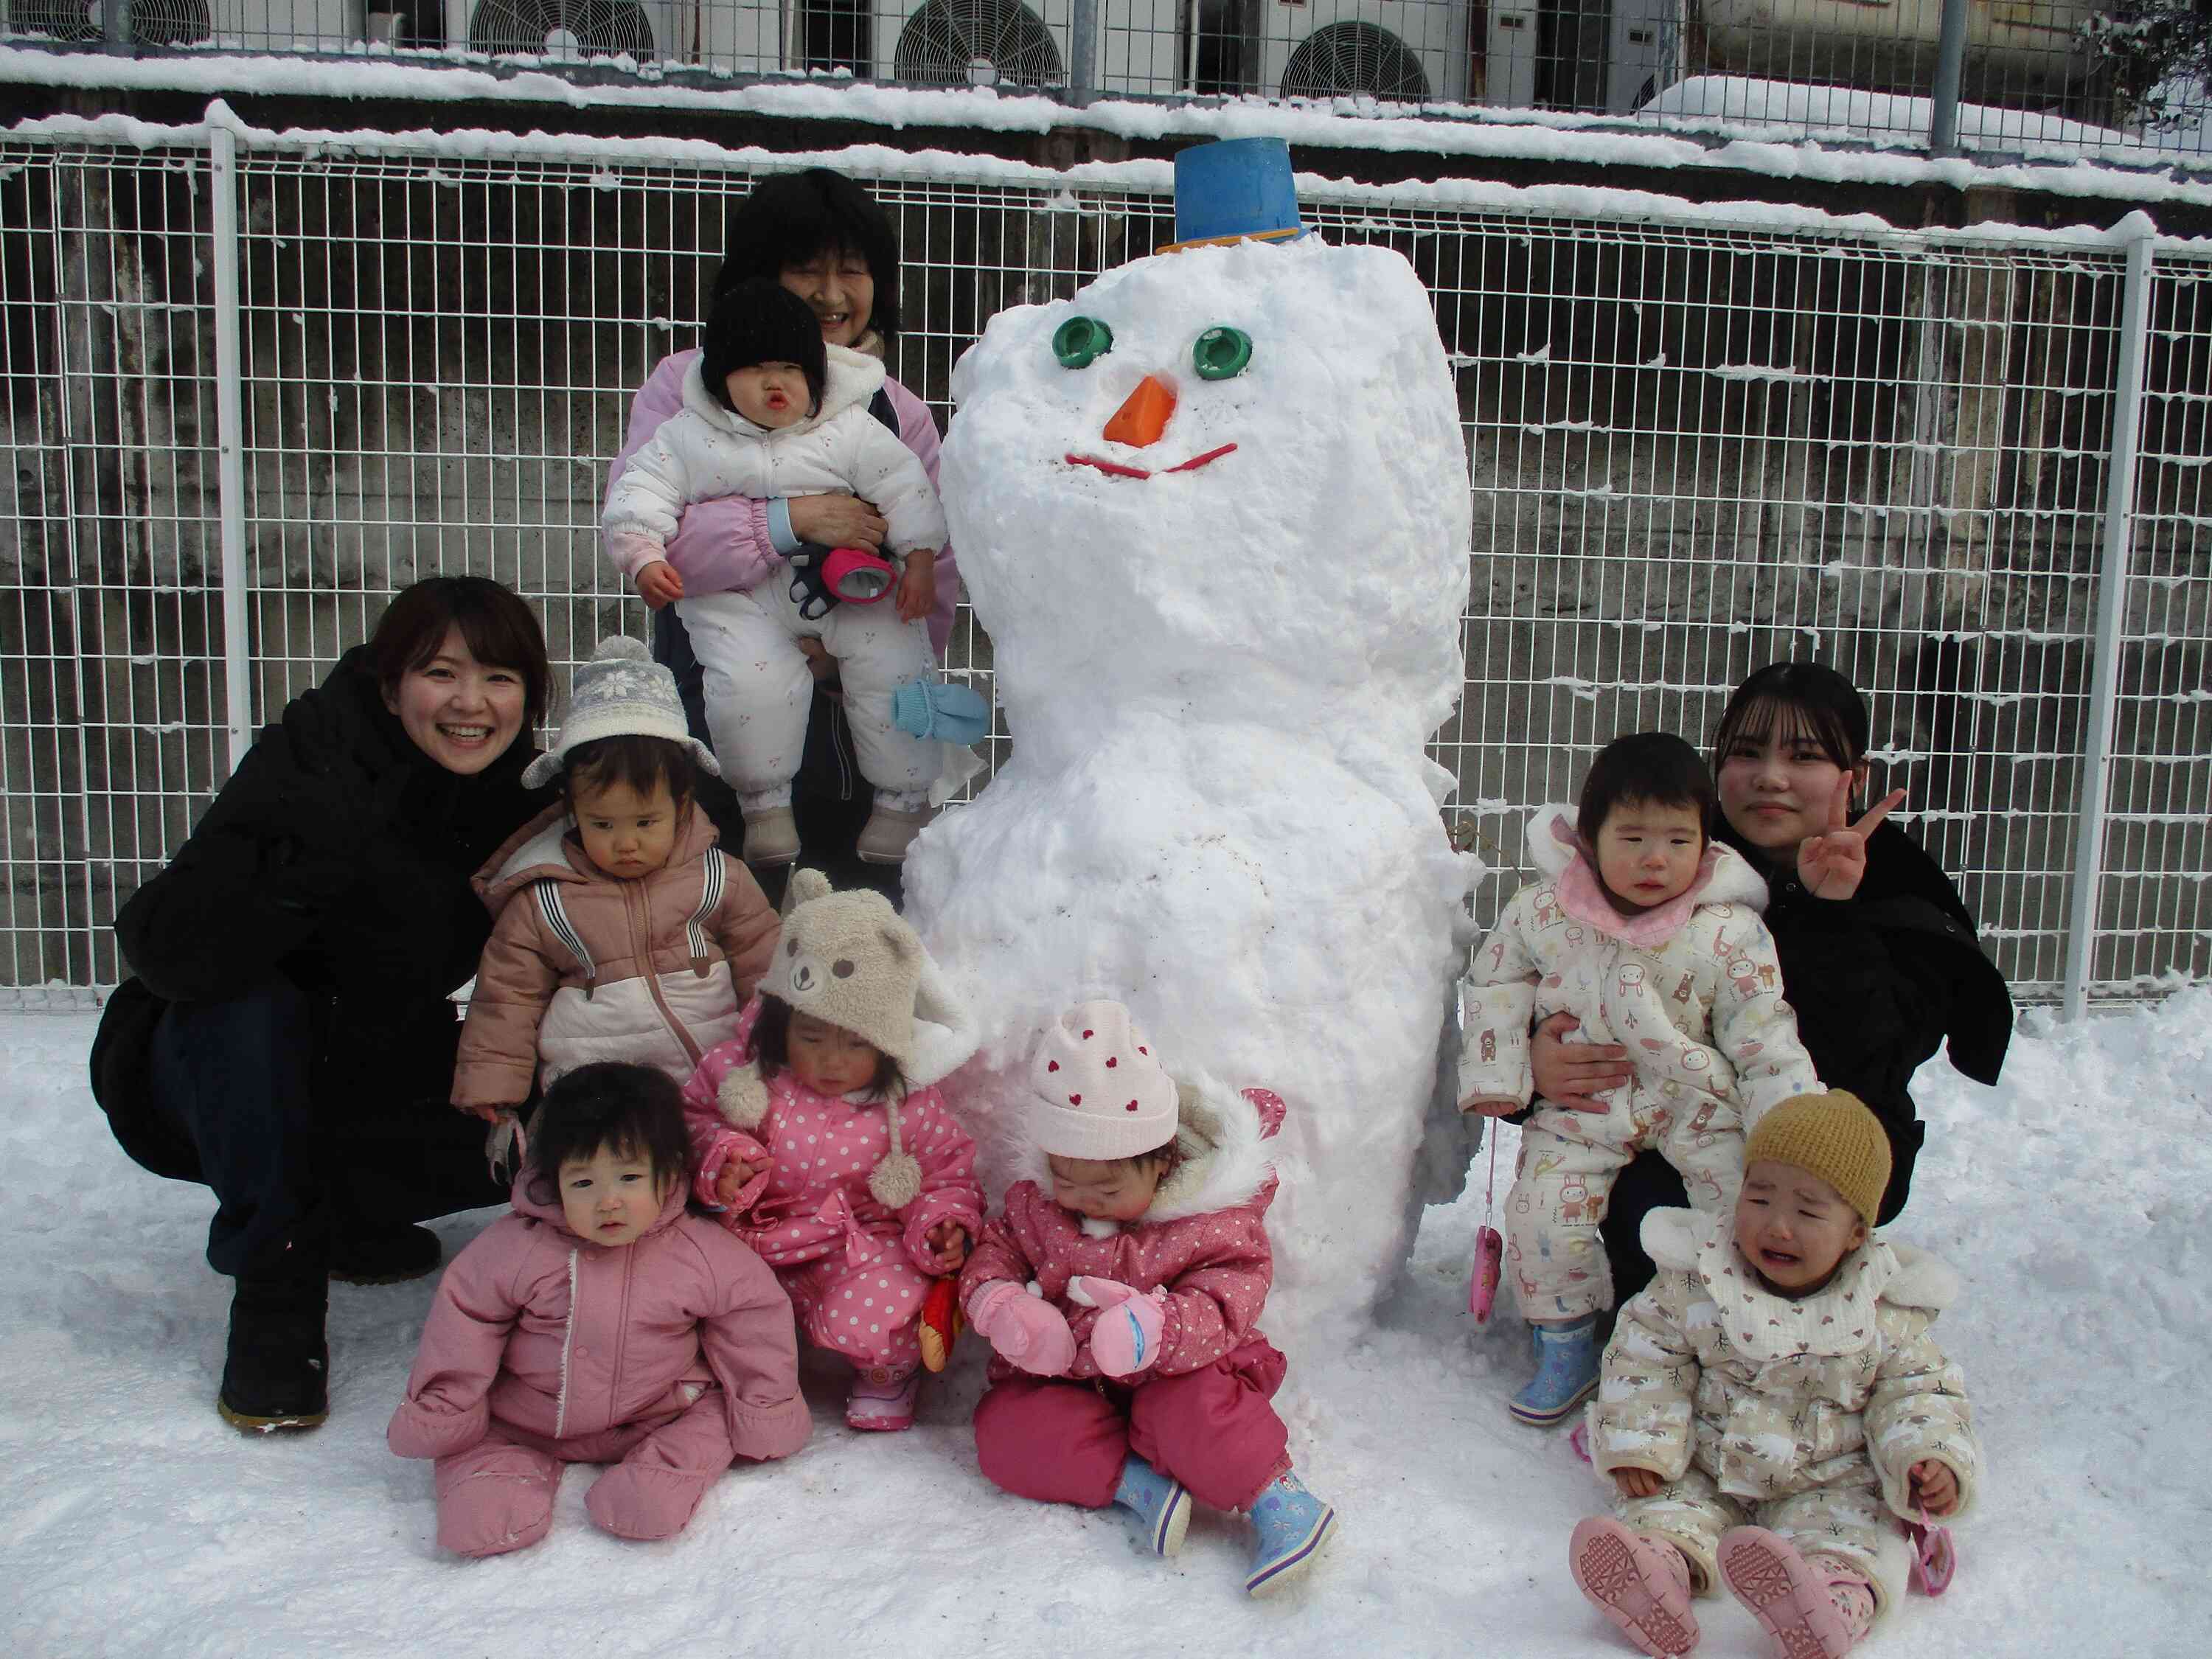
[1907,1507,1957,1596]
[1469,1127,1503,1323]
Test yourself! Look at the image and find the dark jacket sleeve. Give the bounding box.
[113,727,361,1003]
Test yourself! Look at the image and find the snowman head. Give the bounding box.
[943,237,1470,747]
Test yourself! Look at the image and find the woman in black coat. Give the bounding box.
[89,577,554,1431]
[1531,661,2014,1307]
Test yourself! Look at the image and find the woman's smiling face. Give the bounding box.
[779,250,874,349]
[383,626,529,776]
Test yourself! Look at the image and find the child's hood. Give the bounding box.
[1033,1077,1283,1228]
[472,800,722,912]
[1525,802,1770,943]
[507,1158,690,1245]
[679,344,888,439]
[1641,1206,1961,1359]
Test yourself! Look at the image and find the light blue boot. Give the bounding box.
[1245,1472,1338,1596]
[1111,1455,1192,1557]
[1510,1313,1601,1426]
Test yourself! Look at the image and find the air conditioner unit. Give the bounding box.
[2,0,356,46]
[1604,0,1672,113]
[1262,0,1468,105]
[1483,0,1535,106]
[873,0,1069,89]
[449,0,687,60]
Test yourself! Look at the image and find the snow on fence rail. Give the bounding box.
[1,0,2206,160]
[1,119,2206,1009]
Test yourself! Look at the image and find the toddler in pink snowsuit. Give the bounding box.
[684,868,982,1432]
[959,1000,1340,1598]
[389,1062,808,1558]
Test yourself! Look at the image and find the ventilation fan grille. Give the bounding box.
[3,0,208,44]
[468,0,658,58]
[893,0,1060,88]
[1279,20,1429,102]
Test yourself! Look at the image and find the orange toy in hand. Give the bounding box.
[919,1277,964,1374]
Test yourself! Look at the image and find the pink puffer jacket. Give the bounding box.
[959,1084,1285,1382]
[388,1169,809,1464]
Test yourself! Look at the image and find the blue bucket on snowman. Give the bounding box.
[1159,138,1310,253]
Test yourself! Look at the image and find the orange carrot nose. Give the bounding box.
[1104,375,1177,448]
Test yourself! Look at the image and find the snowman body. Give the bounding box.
[905,237,1472,1347]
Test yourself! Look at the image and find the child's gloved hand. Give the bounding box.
[1067,1276,1166,1378]
[967,1279,1077,1376]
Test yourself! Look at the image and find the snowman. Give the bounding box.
[905,140,1474,1350]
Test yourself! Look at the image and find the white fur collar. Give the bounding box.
[1641,1208,1957,1359]
[679,344,886,437]
[1032,1076,1273,1229]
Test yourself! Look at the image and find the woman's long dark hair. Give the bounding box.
[714,169,902,341]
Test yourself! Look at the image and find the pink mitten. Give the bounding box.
[967,1280,1077,1377]
[1067,1276,1166,1378]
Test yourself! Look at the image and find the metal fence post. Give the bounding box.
[208,119,254,777]
[1068,0,1098,107]
[1929,0,1967,156]
[2062,232,2157,1020]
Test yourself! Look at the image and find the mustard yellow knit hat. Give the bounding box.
[1744,1091,1892,1228]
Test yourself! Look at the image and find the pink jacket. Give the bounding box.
[683,1000,984,1277]
[959,1084,1285,1382]
[452,804,780,1110]
[610,348,960,658]
[387,1170,810,1464]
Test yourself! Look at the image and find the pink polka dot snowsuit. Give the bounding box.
[683,1020,982,1373]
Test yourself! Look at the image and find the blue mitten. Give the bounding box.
[891,678,990,745]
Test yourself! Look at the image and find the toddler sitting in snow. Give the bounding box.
[1570,1089,1976,1659]
[451,636,779,1120]
[1458,732,1820,1426]
[389,1062,807,1557]
[959,1001,1338,1598]
[681,869,983,1432]
[602,279,953,868]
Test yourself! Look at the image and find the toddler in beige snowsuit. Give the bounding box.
[1570,1091,1978,1659]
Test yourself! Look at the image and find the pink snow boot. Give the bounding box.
[846,1363,922,1433]
[1570,1516,1700,1656]
[1717,1527,1876,1659]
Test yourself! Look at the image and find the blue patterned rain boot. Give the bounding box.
[1510,1313,1601,1426]
[1245,1471,1338,1596]
[1111,1455,1192,1557]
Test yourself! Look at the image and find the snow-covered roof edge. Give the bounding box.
[8,97,2205,256]
[7,43,2212,223]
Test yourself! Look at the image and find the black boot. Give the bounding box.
[218,1270,330,1433]
[330,1222,442,1285]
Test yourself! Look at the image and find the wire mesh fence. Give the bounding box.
[3,0,2207,159]
[1,127,2205,1006]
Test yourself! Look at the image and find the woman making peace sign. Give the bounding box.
[1534,661,2014,1303]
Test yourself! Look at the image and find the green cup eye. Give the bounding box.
[1053,316,1113,369]
[1193,326,1251,380]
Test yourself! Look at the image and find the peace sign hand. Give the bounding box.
[1795,779,1905,901]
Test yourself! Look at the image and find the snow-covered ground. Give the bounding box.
[4,993,2205,1656]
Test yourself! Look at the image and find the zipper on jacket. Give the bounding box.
[629,880,706,1068]
[553,1248,580,1439]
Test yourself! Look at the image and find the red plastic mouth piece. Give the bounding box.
[1064,442,1237,480]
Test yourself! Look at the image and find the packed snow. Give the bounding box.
[1,992,2203,1653]
[904,234,1473,1348]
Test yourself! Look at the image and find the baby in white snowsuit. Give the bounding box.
[602,279,950,867]
[1458,733,1819,1427]
[1571,1090,1976,1659]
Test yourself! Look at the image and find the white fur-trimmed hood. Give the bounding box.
[1642,1206,1960,1345]
[679,342,886,438]
[1524,803,1770,911]
[1030,1073,1275,1228]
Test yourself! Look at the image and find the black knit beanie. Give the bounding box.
[702,279,827,417]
